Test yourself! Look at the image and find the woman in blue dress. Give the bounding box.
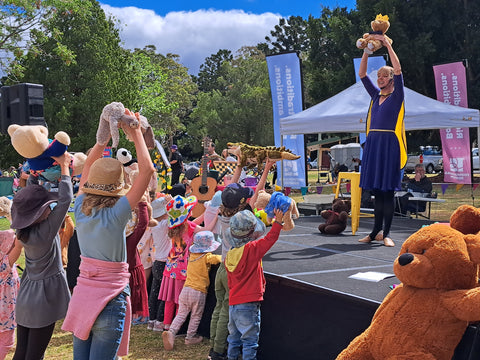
[357,34,406,247]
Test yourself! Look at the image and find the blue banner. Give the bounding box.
[266,52,305,188]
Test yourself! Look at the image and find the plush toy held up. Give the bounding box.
[227,142,300,170]
[116,148,138,186]
[254,190,299,231]
[356,14,393,54]
[96,102,155,149]
[8,124,70,171]
[318,198,351,235]
[337,205,480,360]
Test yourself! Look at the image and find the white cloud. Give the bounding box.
[101,5,282,74]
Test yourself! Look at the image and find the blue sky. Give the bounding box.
[99,1,357,74]
[100,0,356,18]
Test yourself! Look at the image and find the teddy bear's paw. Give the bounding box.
[363,48,373,55]
[356,39,366,49]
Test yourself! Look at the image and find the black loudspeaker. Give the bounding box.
[0,83,46,134]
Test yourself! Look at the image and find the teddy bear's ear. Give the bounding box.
[7,124,20,137]
[450,205,480,235]
[464,234,480,264]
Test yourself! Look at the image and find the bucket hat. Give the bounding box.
[151,196,168,218]
[221,183,254,209]
[82,157,129,197]
[11,185,58,229]
[190,230,221,253]
[166,195,197,228]
[224,210,266,248]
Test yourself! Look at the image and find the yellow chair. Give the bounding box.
[334,172,373,235]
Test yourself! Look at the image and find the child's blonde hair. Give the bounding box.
[81,194,120,216]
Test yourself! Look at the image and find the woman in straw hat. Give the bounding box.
[62,109,155,360]
[11,152,73,360]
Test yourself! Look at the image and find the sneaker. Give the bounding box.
[162,330,175,351]
[185,335,203,345]
[147,320,155,330]
[153,321,164,332]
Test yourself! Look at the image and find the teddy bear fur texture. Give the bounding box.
[0,197,12,224]
[254,190,299,231]
[318,198,351,235]
[336,204,480,360]
[8,124,70,171]
[356,14,393,54]
[96,102,155,149]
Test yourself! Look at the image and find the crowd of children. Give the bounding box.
[0,107,287,360]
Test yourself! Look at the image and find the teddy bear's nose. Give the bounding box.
[398,253,414,266]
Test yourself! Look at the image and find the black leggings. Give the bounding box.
[370,190,395,239]
[13,322,56,360]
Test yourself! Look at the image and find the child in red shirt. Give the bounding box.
[224,208,284,360]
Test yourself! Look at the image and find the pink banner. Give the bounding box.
[433,62,471,184]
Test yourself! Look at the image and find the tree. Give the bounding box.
[0,0,90,81]
[189,46,273,154]
[0,0,136,168]
[193,49,233,93]
[131,46,198,150]
[259,16,310,55]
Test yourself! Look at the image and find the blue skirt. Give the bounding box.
[360,131,402,192]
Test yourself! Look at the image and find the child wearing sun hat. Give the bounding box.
[162,230,221,351]
[158,195,219,336]
[147,195,171,332]
[224,208,285,360]
[62,108,155,359]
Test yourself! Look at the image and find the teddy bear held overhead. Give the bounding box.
[356,14,393,54]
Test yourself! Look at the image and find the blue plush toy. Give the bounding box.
[254,190,299,231]
[8,124,70,171]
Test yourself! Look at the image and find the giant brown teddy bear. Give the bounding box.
[337,204,480,360]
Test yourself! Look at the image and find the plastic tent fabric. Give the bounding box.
[280,72,480,135]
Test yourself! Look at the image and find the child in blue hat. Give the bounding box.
[162,230,221,351]
[224,208,285,360]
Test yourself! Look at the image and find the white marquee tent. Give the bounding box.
[280,72,480,135]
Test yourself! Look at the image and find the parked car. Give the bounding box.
[183,161,200,171]
[308,159,318,170]
[405,154,443,174]
[472,148,479,170]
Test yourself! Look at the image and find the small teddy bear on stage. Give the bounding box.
[318,198,351,235]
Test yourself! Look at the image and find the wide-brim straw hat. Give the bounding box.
[11,185,58,229]
[82,157,130,197]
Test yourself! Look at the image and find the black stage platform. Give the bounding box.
[262,215,432,303]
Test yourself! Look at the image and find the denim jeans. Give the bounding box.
[227,302,261,360]
[73,291,127,360]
